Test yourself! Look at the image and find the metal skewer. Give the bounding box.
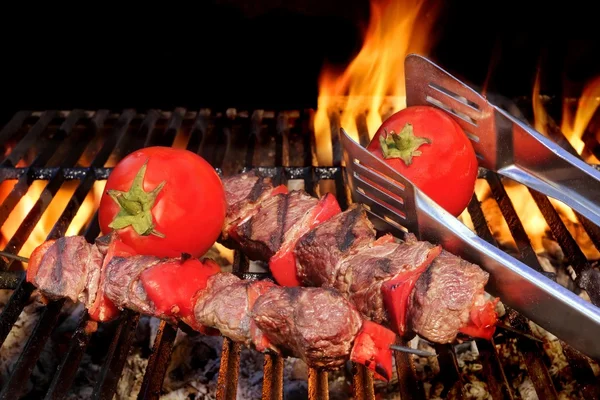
[389,345,436,357]
[0,250,30,263]
[0,250,543,350]
[495,323,544,343]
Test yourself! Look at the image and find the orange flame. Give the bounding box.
[473,72,600,260]
[532,69,549,136]
[0,180,104,262]
[1,140,104,264]
[561,75,600,159]
[314,0,439,166]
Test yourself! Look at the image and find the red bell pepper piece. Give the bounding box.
[89,237,137,322]
[381,272,423,337]
[381,244,440,336]
[248,279,278,352]
[350,320,396,382]
[141,257,221,320]
[373,234,395,246]
[459,297,499,340]
[270,193,341,287]
[270,184,289,196]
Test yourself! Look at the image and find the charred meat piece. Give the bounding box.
[233,190,318,261]
[29,236,103,306]
[408,250,490,343]
[221,170,275,238]
[194,273,254,344]
[104,255,160,316]
[251,285,363,369]
[295,204,376,287]
[335,237,441,325]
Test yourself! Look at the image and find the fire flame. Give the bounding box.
[470,72,600,260]
[313,0,439,166]
[0,179,104,262]
[1,141,104,264]
[561,75,600,161]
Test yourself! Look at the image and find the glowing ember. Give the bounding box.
[313,0,439,166]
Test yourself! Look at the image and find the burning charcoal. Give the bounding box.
[0,290,58,396]
[284,380,309,400]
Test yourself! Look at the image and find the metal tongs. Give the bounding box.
[340,54,600,360]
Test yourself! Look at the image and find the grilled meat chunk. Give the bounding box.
[295,204,376,287]
[408,250,490,343]
[194,273,254,344]
[251,285,363,369]
[335,236,440,324]
[233,190,318,261]
[30,236,103,306]
[104,255,160,315]
[221,170,275,238]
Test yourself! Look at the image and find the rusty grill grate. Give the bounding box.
[0,105,598,400]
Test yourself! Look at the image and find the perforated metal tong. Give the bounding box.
[340,54,600,360]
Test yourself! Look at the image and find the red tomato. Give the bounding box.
[98,146,227,258]
[367,105,478,217]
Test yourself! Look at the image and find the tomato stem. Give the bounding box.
[107,160,166,238]
[378,123,432,166]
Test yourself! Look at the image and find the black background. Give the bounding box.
[0,0,598,122]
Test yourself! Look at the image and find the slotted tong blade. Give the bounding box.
[339,54,600,361]
[404,53,600,227]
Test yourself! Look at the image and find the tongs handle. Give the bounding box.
[493,106,600,227]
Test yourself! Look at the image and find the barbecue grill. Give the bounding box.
[0,100,598,399]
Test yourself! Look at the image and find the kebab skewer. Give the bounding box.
[220,170,500,344]
[10,232,403,381]
[3,169,501,349]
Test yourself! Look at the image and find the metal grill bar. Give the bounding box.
[89,110,183,398]
[0,110,58,168]
[483,170,548,276]
[262,354,284,400]
[0,111,31,147]
[434,344,464,399]
[351,364,375,400]
[44,313,94,400]
[529,188,600,305]
[0,208,103,399]
[475,339,514,400]
[136,321,178,400]
[467,183,559,399]
[308,368,329,400]
[0,103,597,400]
[394,338,426,400]
[466,195,517,399]
[92,311,141,400]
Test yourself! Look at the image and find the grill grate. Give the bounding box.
[0,105,598,399]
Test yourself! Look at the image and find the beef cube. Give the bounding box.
[104,255,160,315]
[194,273,254,344]
[31,236,103,305]
[335,238,440,324]
[295,204,376,287]
[234,190,317,261]
[221,170,275,238]
[251,285,362,369]
[408,250,490,343]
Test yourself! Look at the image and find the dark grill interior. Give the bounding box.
[0,103,598,399]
